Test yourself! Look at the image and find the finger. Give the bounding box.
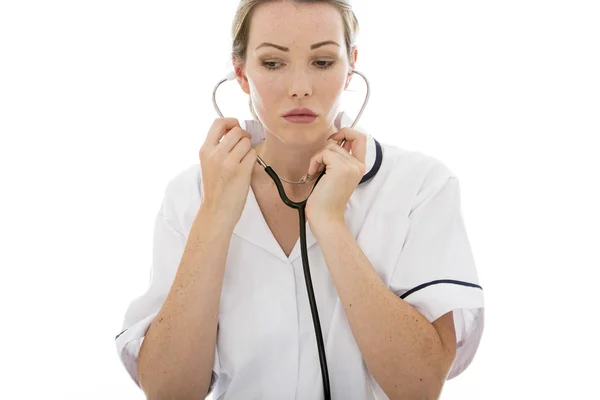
[307,142,353,178]
[307,150,329,177]
[341,139,352,153]
[332,129,365,161]
[329,129,367,165]
[208,118,240,146]
[326,141,353,160]
[218,127,251,153]
[318,142,366,178]
[329,145,366,176]
[325,137,351,153]
[307,149,345,177]
[229,135,253,162]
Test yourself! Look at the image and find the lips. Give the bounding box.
[283,108,317,117]
[283,114,317,123]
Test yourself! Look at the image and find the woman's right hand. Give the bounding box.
[198,118,257,227]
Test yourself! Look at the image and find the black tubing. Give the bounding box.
[263,165,331,400]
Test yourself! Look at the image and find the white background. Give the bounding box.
[1,0,598,398]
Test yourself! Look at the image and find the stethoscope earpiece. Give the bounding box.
[225,71,236,81]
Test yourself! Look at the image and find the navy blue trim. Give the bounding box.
[115,328,127,340]
[400,279,483,300]
[359,138,382,185]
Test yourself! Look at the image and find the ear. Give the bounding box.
[345,46,359,90]
[232,55,251,95]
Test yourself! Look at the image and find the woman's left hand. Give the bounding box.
[305,128,367,226]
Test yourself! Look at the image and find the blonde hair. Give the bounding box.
[230,0,360,120]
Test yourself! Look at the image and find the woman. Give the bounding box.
[115,1,485,399]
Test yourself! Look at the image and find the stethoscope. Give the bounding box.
[212,68,370,400]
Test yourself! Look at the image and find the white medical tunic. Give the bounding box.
[115,111,485,399]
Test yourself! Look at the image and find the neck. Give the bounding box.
[255,136,331,183]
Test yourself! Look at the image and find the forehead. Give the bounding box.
[248,2,344,49]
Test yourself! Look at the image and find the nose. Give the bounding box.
[288,67,312,99]
[292,92,310,98]
[291,91,310,99]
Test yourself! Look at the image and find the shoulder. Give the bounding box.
[364,140,458,215]
[163,163,201,198]
[379,141,457,185]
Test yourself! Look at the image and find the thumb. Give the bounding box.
[328,131,342,140]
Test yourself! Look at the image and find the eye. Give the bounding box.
[261,60,336,71]
[262,61,280,70]
[315,61,335,69]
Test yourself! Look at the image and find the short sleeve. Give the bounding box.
[114,194,222,395]
[389,175,485,380]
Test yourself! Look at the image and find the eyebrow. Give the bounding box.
[255,40,340,51]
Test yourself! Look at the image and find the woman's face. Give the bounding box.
[235,1,357,144]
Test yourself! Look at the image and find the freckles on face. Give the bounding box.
[245,2,350,126]
[250,64,346,129]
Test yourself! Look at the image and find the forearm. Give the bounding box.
[138,205,233,399]
[311,219,449,400]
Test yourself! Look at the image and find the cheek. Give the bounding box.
[324,70,348,92]
[250,78,283,107]
[251,86,277,112]
[322,75,346,103]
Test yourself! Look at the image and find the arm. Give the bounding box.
[311,219,456,400]
[137,205,233,399]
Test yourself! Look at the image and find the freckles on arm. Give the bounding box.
[312,220,458,399]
